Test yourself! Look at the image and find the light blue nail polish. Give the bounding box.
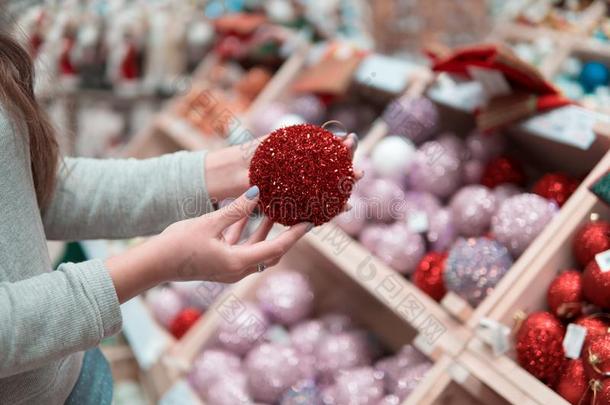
[246,185,259,200]
[306,223,314,232]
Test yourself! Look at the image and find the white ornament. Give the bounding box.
[273,114,306,130]
[370,136,416,177]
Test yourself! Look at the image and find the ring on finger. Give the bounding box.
[256,263,267,273]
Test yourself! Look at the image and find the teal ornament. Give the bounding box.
[579,61,610,93]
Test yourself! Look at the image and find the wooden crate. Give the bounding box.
[466,152,610,404]
[152,231,472,403]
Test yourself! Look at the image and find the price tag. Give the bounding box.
[467,66,512,99]
[596,249,610,273]
[408,211,429,234]
[519,105,610,150]
[159,379,202,405]
[478,318,511,356]
[563,323,587,359]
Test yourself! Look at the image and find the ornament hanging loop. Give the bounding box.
[322,120,349,137]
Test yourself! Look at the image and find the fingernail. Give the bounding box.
[245,185,259,200]
[306,223,314,232]
[336,131,348,137]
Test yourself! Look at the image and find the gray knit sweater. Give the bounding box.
[0,107,212,404]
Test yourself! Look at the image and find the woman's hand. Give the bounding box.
[106,186,311,303]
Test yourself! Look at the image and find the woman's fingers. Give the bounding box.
[210,185,260,232]
[235,222,311,268]
[223,216,249,245]
[246,216,274,244]
[342,132,358,158]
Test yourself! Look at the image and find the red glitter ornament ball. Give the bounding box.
[533,172,579,207]
[573,220,610,268]
[583,334,610,379]
[547,270,583,320]
[516,311,566,385]
[413,252,447,302]
[583,260,610,309]
[249,124,354,226]
[555,359,590,405]
[595,380,610,404]
[481,156,526,189]
[575,316,609,348]
[169,307,202,339]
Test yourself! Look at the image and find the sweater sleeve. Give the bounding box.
[0,259,121,377]
[42,151,215,241]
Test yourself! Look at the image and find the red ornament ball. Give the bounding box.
[595,380,610,404]
[413,252,448,302]
[547,270,583,320]
[575,316,609,348]
[249,124,354,226]
[573,220,610,268]
[532,172,579,207]
[169,307,202,339]
[555,359,590,405]
[516,311,565,385]
[583,260,610,309]
[481,155,526,189]
[583,334,610,379]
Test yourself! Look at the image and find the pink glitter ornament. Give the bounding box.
[361,178,405,222]
[280,379,322,405]
[375,224,426,274]
[290,319,327,354]
[491,184,522,208]
[315,331,373,379]
[189,349,242,397]
[290,95,326,123]
[399,191,441,224]
[408,140,463,199]
[334,195,367,237]
[353,157,376,195]
[427,208,458,252]
[492,193,558,257]
[171,281,227,310]
[245,343,303,403]
[392,362,432,400]
[382,96,439,144]
[321,312,354,333]
[334,367,385,405]
[360,224,387,253]
[465,131,505,162]
[146,287,185,328]
[257,271,314,326]
[444,237,513,306]
[378,395,401,405]
[252,102,289,137]
[205,374,252,405]
[438,132,468,161]
[217,302,269,355]
[463,160,484,184]
[449,185,496,237]
[375,345,430,396]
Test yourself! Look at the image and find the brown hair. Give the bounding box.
[0,32,58,208]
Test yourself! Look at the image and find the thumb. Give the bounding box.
[209,185,260,233]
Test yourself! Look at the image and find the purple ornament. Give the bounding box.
[217,302,269,355]
[438,132,468,161]
[290,320,327,354]
[449,185,496,237]
[320,312,354,334]
[399,191,441,223]
[444,237,513,306]
[146,286,185,328]
[205,373,252,405]
[280,379,322,405]
[409,140,463,199]
[382,96,439,144]
[361,178,405,222]
[463,160,484,184]
[370,136,416,181]
[257,271,314,326]
[375,224,426,274]
[378,395,401,405]
[491,184,522,208]
[491,193,558,257]
[245,343,303,403]
[375,345,430,396]
[465,130,505,162]
[290,95,326,123]
[315,331,373,379]
[353,157,377,195]
[427,208,458,252]
[252,102,288,137]
[334,195,367,237]
[171,281,227,310]
[392,362,432,400]
[189,349,242,397]
[320,384,338,405]
[360,224,387,253]
[334,367,385,405]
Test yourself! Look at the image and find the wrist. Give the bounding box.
[205,146,250,202]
